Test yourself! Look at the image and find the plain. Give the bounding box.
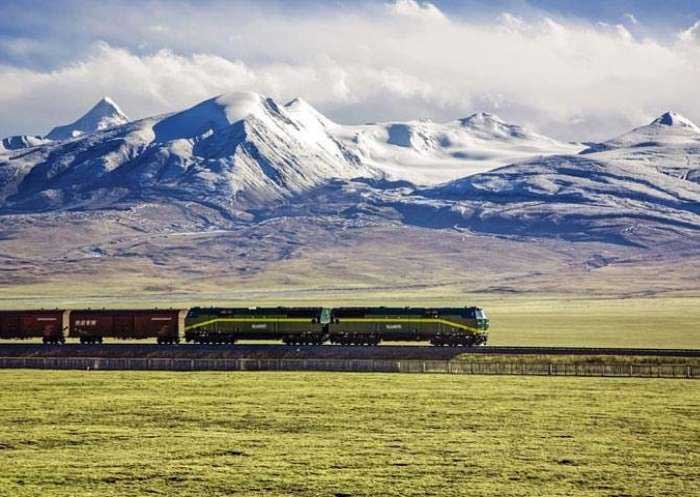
[0,370,698,497]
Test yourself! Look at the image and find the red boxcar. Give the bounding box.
[69,309,180,344]
[0,310,66,343]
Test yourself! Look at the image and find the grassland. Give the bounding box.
[480,295,700,348]
[0,370,698,497]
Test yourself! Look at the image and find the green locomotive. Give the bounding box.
[185,306,489,346]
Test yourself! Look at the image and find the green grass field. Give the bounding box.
[481,296,700,348]
[0,370,698,497]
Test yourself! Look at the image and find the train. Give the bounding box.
[0,306,489,347]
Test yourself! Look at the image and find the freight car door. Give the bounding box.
[33,316,59,336]
[21,316,42,335]
[0,315,19,338]
[114,315,134,337]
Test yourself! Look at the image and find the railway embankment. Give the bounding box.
[0,344,698,378]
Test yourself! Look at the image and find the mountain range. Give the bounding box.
[2,92,700,301]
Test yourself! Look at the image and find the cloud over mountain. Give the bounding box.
[1,0,700,143]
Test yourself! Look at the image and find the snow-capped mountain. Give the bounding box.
[413,153,700,245]
[581,111,700,184]
[2,93,700,247]
[4,95,700,299]
[0,92,577,213]
[0,92,379,212]
[332,112,581,184]
[596,111,700,149]
[45,96,129,141]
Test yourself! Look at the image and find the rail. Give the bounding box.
[0,344,699,358]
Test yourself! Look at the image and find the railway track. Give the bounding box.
[0,344,697,360]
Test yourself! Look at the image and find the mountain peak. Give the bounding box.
[152,92,276,142]
[584,111,700,153]
[650,111,699,131]
[458,112,505,126]
[215,91,271,123]
[455,111,530,140]
[91,96,125,115]
[284,97,335,128]
[46,96,129,141]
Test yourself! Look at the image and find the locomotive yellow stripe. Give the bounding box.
[338,318,481,333]
[185,318,311,331]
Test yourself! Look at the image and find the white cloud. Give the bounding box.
[1,1,700,141]
[679,21,700,43]
[387,0,448,22]
[597,22,634,42]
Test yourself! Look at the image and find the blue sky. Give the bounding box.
[439,0,699,25]
[1,0,699,140]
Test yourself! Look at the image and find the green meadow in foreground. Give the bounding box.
[0,371,698,497]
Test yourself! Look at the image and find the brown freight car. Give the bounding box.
[0,310,65,343]
[69,309,180,344]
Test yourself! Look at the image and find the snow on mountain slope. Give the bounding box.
[1,135,52,153]
[6,93,700,247]
[45,97,129,141]
[581,112,700,184]
[2,92,585,214]
[596,111,700,149]
[407,153,700,244]
[331,112,582,184]
[368,111,700,244]
[1,92,375,213]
